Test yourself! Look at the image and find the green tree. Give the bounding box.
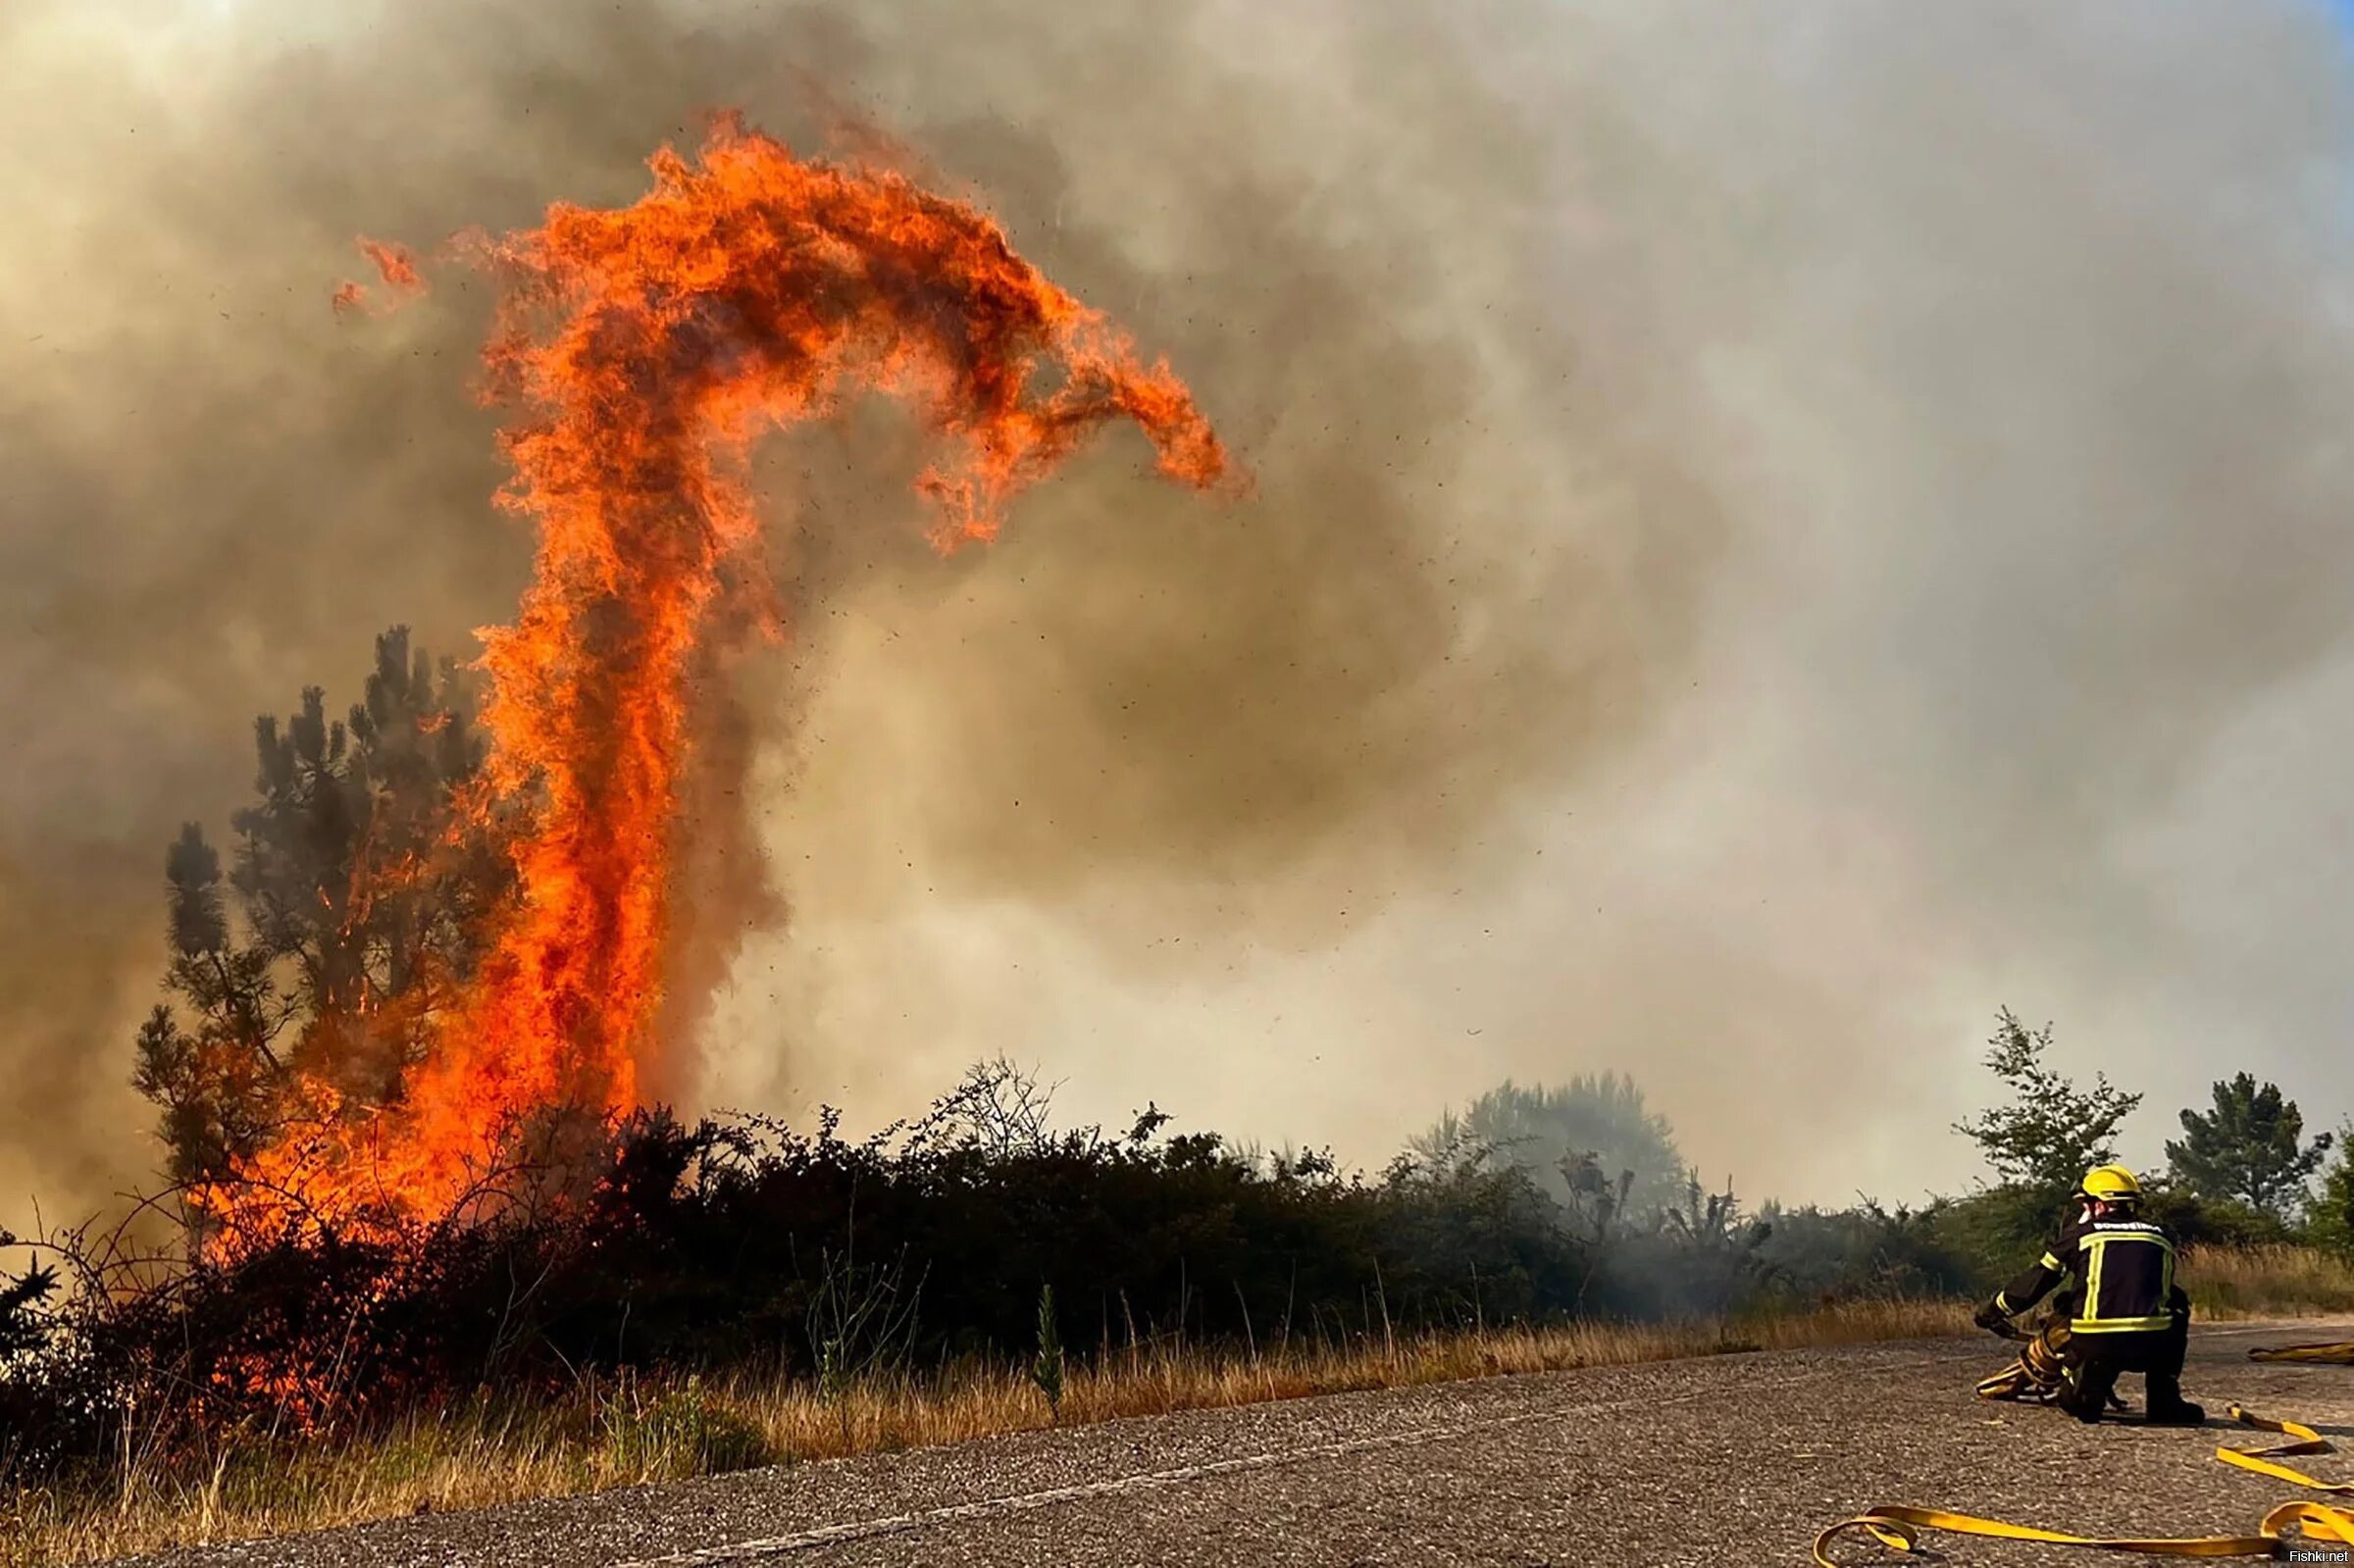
[130,823,295,1184]
[2309,1124,2354,1254]
[2165,1074,2334,1220]
[132,628,503,1187]
[1952,1009,2142,1197]
[1412,1073,1684,1221]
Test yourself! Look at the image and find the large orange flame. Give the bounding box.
[218,116,1235,1238]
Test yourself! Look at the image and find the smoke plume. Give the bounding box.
[3,0,2351,1227]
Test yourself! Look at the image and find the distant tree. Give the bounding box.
[2166,1074,2335,1220]
[2309,1124,2354,1254]
[1952,1009,2142,1197]
[1411,1074,1684,1221]
[132,628,505,1187]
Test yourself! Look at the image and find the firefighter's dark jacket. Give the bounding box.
[1994,1207,2182,1335]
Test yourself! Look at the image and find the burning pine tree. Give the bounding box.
[141,115,1236,1250]
[134,630,506,1194]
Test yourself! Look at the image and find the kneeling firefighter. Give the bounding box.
[1971,1164,2205,1426]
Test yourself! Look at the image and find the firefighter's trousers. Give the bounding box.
[2034,1290,2191,1421]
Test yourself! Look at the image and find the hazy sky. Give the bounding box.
[3,0,2352,1231]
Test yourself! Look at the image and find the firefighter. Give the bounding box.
[1971,1164,2205,1426]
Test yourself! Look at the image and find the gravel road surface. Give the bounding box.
[134,1322,2354,1568]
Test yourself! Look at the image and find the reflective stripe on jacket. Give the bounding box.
[1993,1209,2177,1335]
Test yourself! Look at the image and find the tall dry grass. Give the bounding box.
[2,1298,1968,1566]
[2180,1242,2354,1320]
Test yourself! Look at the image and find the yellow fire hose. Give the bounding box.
[2215,1405,2354,1495]
[1815,1393,2354,1564]
[2250,1342,2354,1366]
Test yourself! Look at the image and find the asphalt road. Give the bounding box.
[136,1323,2354,1568]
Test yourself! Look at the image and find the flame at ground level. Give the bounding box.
[205,115,1237,1241]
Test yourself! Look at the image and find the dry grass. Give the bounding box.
[13,1253,2343,1566]
[2181,1242,2354,1320]
[1,1298,1967,1566]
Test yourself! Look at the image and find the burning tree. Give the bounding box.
[133,630,504,1193]
[159,115,1234,1244]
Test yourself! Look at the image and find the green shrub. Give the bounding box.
[601,1377,773,1478]
[1031,1284,1065,1422]
[1752,1201,1982,1302]
[2139,1187,2294,1248]
[2306,1126,2354,1255]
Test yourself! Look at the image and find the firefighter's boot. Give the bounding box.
[2142,1296,2202,1425]
[2143,1370,2205,1426]
[2060,1361,2118,1425]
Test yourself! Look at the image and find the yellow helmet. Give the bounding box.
[2079,1164,2142,1202]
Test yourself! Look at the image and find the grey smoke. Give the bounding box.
[1,0,2349,1234]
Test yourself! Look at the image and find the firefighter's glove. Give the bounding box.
[1973,1298,2013,1336]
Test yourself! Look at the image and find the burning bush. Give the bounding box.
[4,1073,1615,1485]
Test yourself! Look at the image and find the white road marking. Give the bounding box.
[613,1346,1994,1565]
